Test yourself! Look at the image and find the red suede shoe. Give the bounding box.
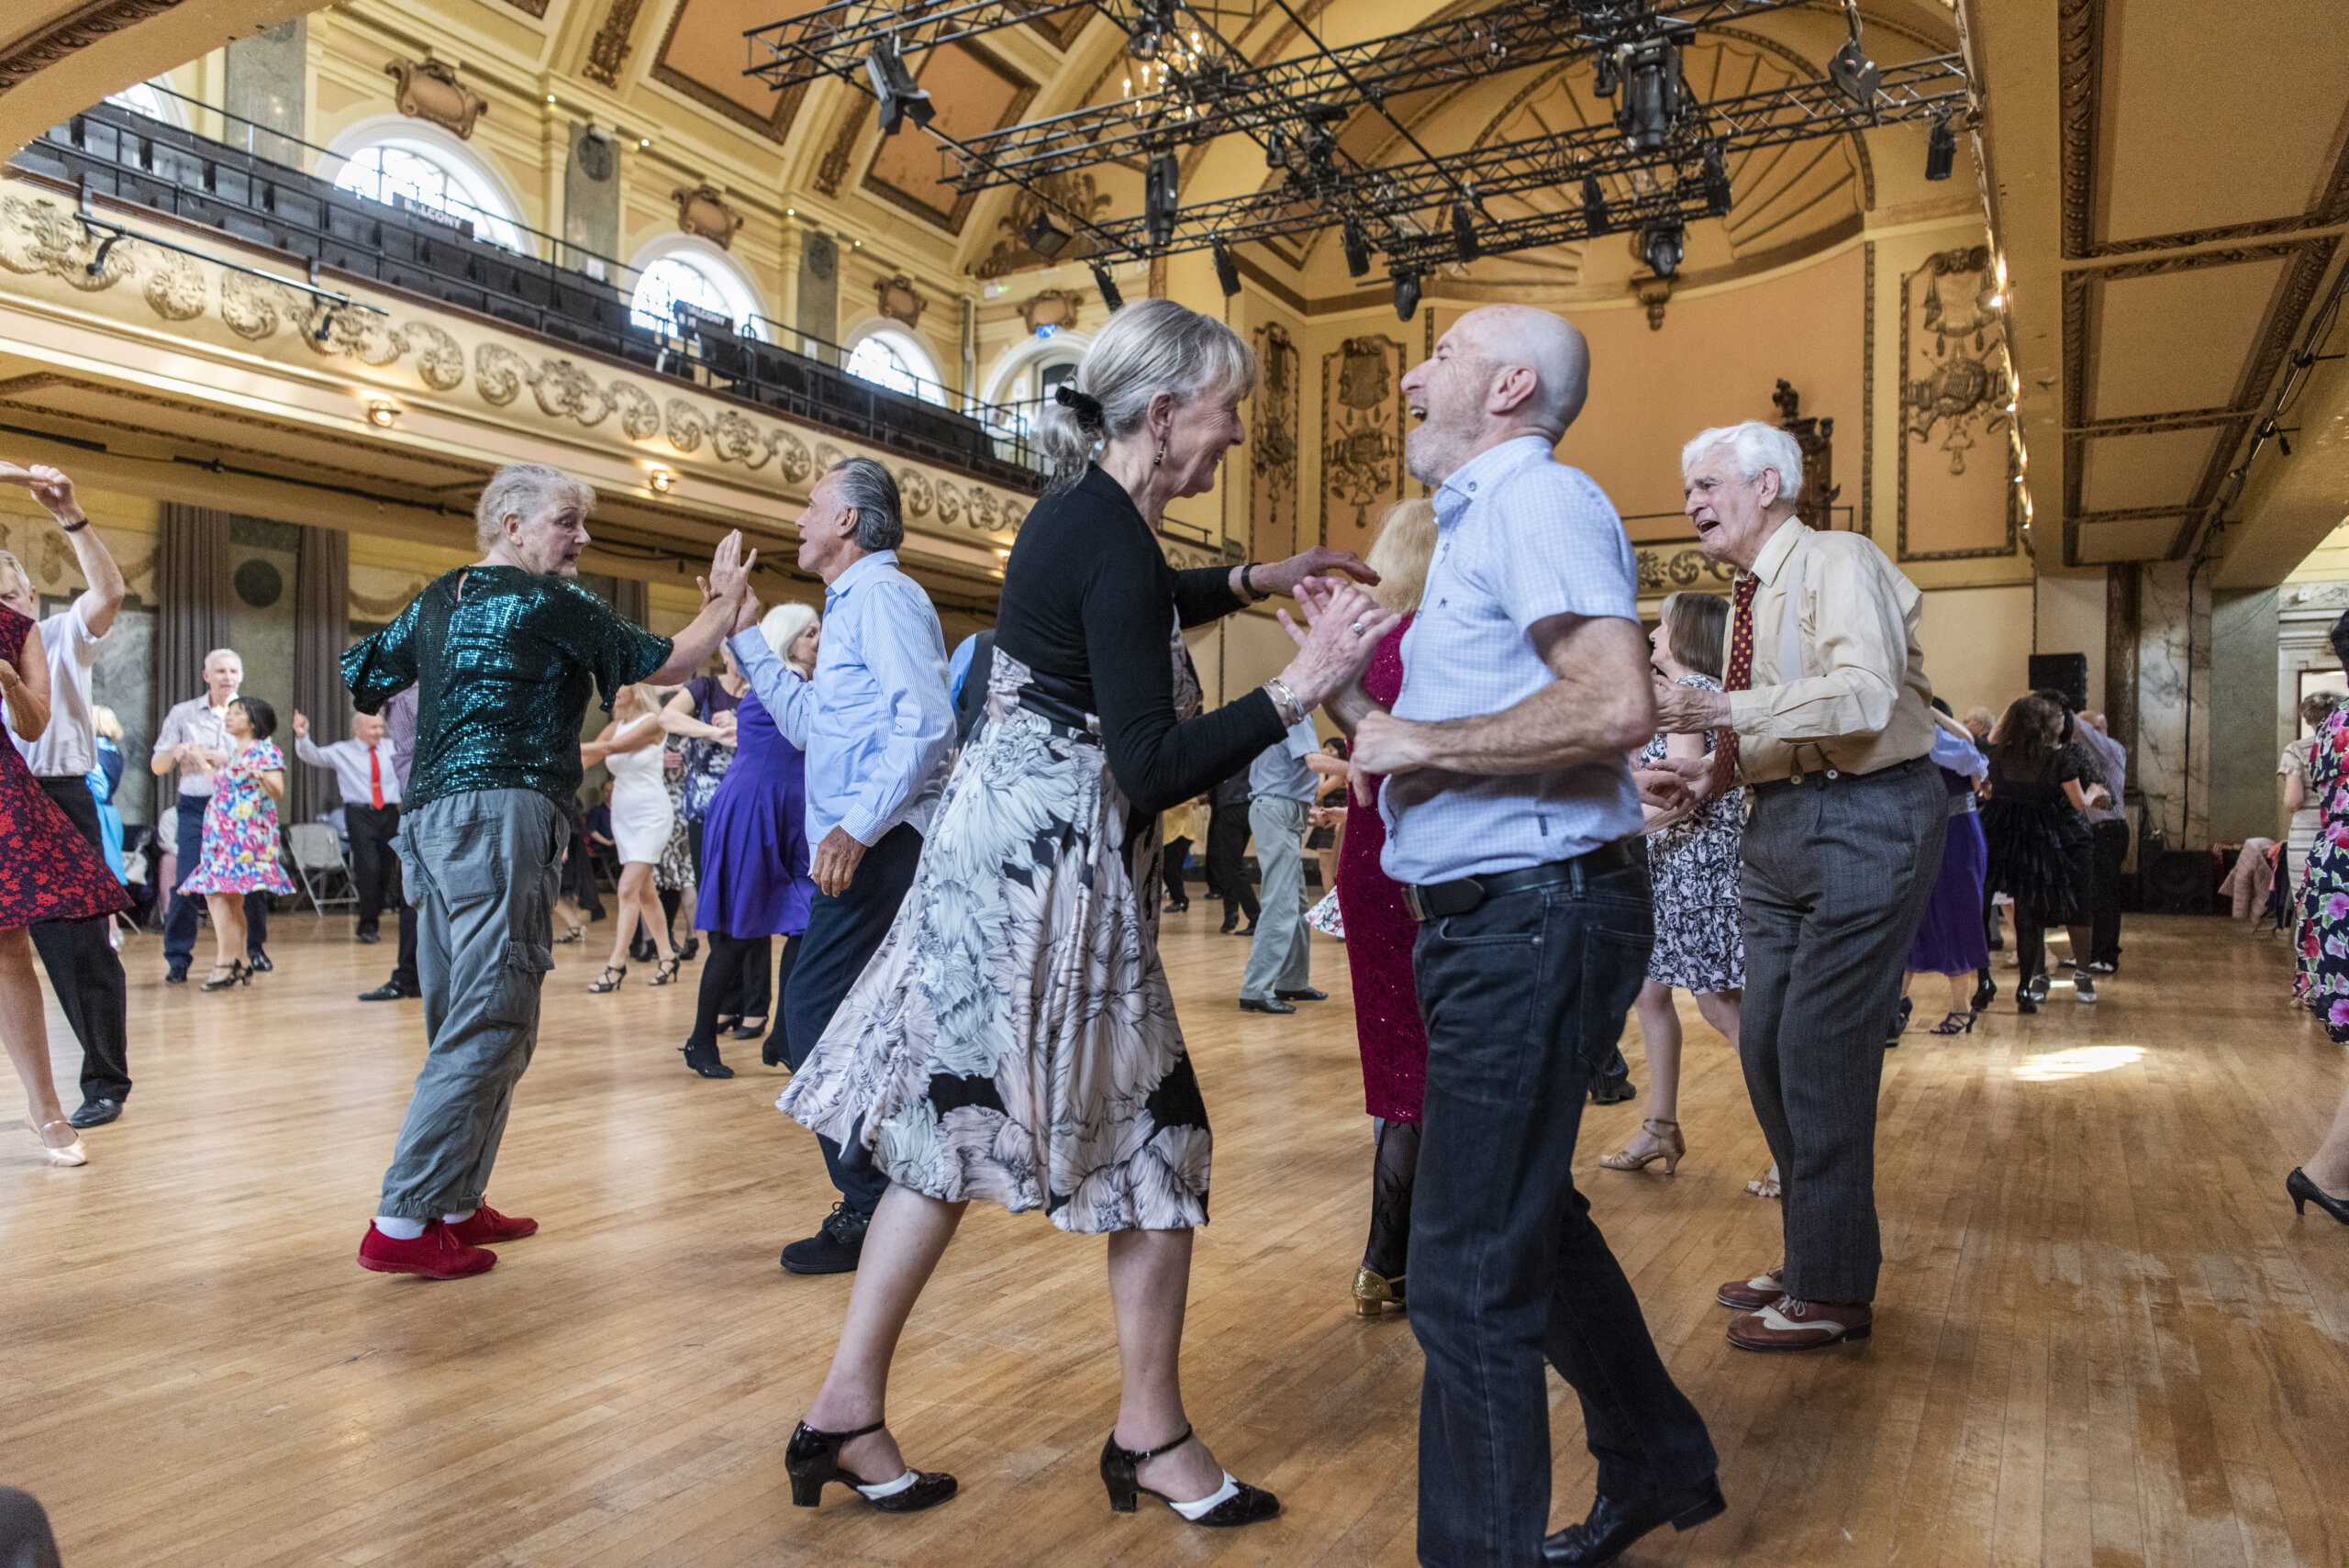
[447,1204,538,1246]
[357,1220,497,1279]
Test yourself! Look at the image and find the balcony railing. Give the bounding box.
[12,99,1049,492]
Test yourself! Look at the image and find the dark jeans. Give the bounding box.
[2088,819,2130,966]
[1206,803,1257,925]
[1739,758,1946,1305]
[782,822,924,1217]
[345,801,403,929]
[1410,863,1716,1566]
[31,776,130,1105]
[163,790,268,968]
[1163,835,1191,907]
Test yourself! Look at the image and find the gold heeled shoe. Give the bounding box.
[1598,1118,1684,1174]
[1352,1266,1405,1317]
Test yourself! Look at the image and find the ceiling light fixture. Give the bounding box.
[1614,29,1686,152]
[1581,175,1611,237]
[1924,113,1955,181]
[366,398,397,428]
[1451,197,1481,261]
[1392,271,1421,321]
[1091,260,1125,311]
[866,39,935,136]
[1640,221,1685,279]
[1211,236,1241,296]
[1023,208,1071,258]
[1827,2,1881,107]
[1143,150,1180,248]
[1341,220,1371,278]
[649,468,674,493]
[1700,141,1732,215]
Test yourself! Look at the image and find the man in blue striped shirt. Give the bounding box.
[1326,305,1720,1568]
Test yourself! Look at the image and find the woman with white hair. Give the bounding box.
[777,296,1397,1526]
[582,681,681,991]
[675,600,820,1077]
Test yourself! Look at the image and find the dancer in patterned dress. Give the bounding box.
[2288,608,2349,1229]
[1604,592,1744,1177]
[774,298,1396,1525]
[176,696,294,992]
[0,598,130,1165]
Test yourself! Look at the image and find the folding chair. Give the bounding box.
[286,823,358,914]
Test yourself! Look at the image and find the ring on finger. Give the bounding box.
[1349,621,1365,636]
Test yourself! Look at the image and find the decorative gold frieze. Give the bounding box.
[672,183,742,249]
[384,57,488,140]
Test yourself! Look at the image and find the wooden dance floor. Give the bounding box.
[5,909,2347,1566]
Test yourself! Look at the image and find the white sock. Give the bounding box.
[853,1470,918,1499]
[441,1208,476,1226]
[374,1216,428,1240]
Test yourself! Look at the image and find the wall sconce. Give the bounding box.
[366,399,398,428]
[649,469,674,494]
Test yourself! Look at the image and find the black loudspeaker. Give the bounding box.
[2143,849,2220,916]
[2029,652,2089,713]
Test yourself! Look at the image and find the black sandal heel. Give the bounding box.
[588,964,626,994]
[1098,1425,1278,1528]
[784,1420,957,1512]
[650,956,682,986]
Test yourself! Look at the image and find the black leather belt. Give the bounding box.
[1402,839,1638,923]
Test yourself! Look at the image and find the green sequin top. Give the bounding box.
[343,565,673,812]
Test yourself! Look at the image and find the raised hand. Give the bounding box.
[292,710,309,740]
[0,462,81,521]
[707,530,756,606]
[1252,546,1381,597]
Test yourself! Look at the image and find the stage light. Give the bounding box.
[1592,50,1618,98]
[1451,197,1481,261]
[1614,32,1683,152]
[865,39,934,136]
[1641,221,1684,279]
[1264,129,1290,169]
[1129,0,1174,60]
[1091,260,1124,311]
[1341,220,1370,278]
[1701,141,1731,215]
[1144,150,1179,248]
[1828,35,1880,106]
[1925,115,1956,181]
[366,398,397,428]
[1392,272,1421,321]
[1022,208,1070,258]
[1211,237,1241,296]
[649,468,674,493]
[1581,175,1611,237]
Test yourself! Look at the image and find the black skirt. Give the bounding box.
[1981,798,2087,923]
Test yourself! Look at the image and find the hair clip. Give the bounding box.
[1054,384,1106,431]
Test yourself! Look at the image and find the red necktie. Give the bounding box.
[1709,574,1758,799]
[370,748,384,810]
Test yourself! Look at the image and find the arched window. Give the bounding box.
[105,80,185,128]
[629,251,764,339]
[979,329,1089,410]
[843,323,947,405]
[329,131,529,253]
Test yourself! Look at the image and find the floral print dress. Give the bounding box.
[2294,707,2349,1040]
[0,606,131,927]
[179,740,295,896]
[1636,673,1746,995]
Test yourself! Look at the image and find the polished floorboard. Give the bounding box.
[3,908,2347,1567]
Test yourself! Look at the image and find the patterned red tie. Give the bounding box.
[1709,574,1758,800]
[370,748,384,810]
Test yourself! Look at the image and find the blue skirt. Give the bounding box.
[1908,808,1989,975]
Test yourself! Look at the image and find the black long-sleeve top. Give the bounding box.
[992,464,1284,816]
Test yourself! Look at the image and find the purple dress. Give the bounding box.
[1907,765,1990,975]
[1335,617,1427,1124]
[691,687,813,938]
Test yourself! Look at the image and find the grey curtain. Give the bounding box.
[292,525,351,827]
[615,575,649,628]
[157,504,232,730]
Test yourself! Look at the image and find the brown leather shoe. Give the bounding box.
[1726,1296,1872,1351]
[1715,1264,1784,1310]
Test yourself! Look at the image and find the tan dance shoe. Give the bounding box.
[1599,1118,1684,1174]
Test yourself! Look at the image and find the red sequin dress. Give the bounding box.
[1335,616,1427,1123]
[0,605,131,928]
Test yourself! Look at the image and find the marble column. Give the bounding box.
[2135,560,2210,850]
[224,18,306,165]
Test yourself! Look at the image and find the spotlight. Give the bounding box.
[1581,175,1611,237]
[1828,34,1880,106]
[1341,220,1371,278]
[1392,272,1421,321]
[865,39,934,136]
[1700,141,1731,215]
[1211,236,1241,297]
[1640,221,1684,279]
[1592,50,1619,98]
[1129,0,1174,60]
[1924,114,1956,181]
[1614,30,1684,152]
[1091,260,1124,311]
[366,398,397,428]
[649,468,674,493]
[1451,197,1481,261]
[1264,129,1290,169]
[1144,150,1179,248]
[1022,208,1071,258]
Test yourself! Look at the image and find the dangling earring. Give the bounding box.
[1153,440,1165,468]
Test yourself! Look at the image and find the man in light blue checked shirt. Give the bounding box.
[729,456,955,1276]
[1321,305,1720,1568]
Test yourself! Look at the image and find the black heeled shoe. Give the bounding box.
[785,1421,957,1512]
[1971,970,1996,1011]
[1542,1475,1726,1564]
[200,960,250,993]
[2287,1167,2349,1225]
[1099,1426,1278,1528]
[650,956,683,986]
[679,1040,735,1079]
[588,964,626,994]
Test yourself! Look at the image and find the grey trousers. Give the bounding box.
[377,789,565,1220]
[1739,756,1945,1305]
[1240,795,1310,1000]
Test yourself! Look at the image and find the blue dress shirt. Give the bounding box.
[1379,435,1646,884]
[729,550,955,848]
[1249,715,1320,801]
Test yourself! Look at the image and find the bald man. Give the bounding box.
[1327,306,1721,1567]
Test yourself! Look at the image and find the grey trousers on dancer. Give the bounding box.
[377,789,565,1219]
[1240,795,1310,1000]
[1738,755,1946,1305]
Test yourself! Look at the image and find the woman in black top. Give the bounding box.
[1981,693,2097,1014]
[779,298,1397,1526]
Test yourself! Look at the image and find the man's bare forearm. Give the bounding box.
[1321,679,1385,737]
[1411,682,1651,776]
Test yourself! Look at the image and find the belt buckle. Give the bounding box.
[1403,884,1429,923]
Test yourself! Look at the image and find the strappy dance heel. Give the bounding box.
[1099,1425,1278,1528]
[1928,1009,1976,1035]
[1599,1118,1685,1174]
[588,964,626,994]
[650,956,682,986]
[785,1421,957,1512]
[201,960,250,992]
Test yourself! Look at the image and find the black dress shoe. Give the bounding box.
[357,980,414,1002]
[1238,996,1296,1015]
[69,1098,123,1129]
[355,929,380,945]
[1275,986,1328,1002]
[1589,1068,1636,1105]
[782,1203,871,1274]
[1543,1476,1726,1564]
[1235,923,1259,937]
[1219,917,1239,934]
[165,966,188,984]
[246,951,273,973]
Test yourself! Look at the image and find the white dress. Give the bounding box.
[605,717,674,864]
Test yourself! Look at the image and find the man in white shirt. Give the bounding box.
[291,706,404,944]
[152,646,270,982]
[0,463,131,1128]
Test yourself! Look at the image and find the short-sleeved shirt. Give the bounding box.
[343,565,671,813]
[1380,435,1645,884]
[14,598,104,778]
[1248,716,1320,802]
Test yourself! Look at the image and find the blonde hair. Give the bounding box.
[92,704,123,740]
[1364,499,1439,617]
[1036,297,1257,495]
[762,600,820,675]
